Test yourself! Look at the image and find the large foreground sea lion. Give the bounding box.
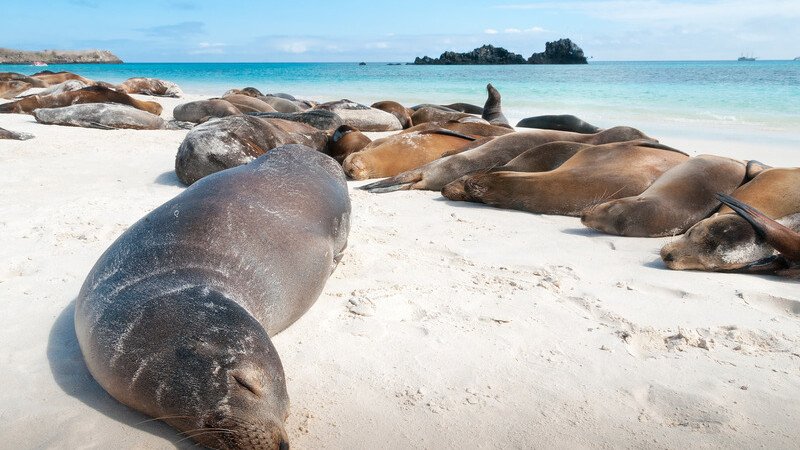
[516,115,602,134]
[362,126,654,192]
[660,167,800,273]
[75,145,350,449]
[175,115,328,185]
[0,86,163,115]
[441,140,688,216]
[33,103,179,130]
[581,155,747,237]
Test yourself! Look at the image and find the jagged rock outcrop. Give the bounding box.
[413,39,588,65]
[0,48,122,64]
[414,45,526,65]
[527,39,587,64]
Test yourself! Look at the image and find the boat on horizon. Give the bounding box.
[31,61,48,66]
[737,54,757,61]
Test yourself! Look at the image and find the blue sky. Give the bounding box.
[1,0,798,62]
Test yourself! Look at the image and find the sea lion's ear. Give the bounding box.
[745,160,771,180]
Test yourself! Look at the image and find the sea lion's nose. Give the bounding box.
[662,251,675,262]
[279,439,290,450]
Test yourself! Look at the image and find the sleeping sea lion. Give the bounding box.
[0,86,163,116]
[371,101,413,128]
[516,115,602,134]
[173,99,241,123]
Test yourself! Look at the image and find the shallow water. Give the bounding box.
[4,60,799,136]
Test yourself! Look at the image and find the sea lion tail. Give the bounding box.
[360,172,423,193]
[716,193,800,261]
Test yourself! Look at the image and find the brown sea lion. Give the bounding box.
[486,141,592,173]
[362,126,655,193]
[173,99,241,123]
[0,85,163,115]
[259,95,305,113]
[440,140,688,215]
[224,87,265,97]
[175,115,329,185]
[30,70,94,86]
[371,100,413,128]
[401,120,513,138]
[581,155,747,237]
[75,145,350,450]
[0,72,47,88]
[482,83,511,128]
[343,129,492,180]
[660,167,800,273]
[120,77,183,97]
[516,115,602,134]
[328,125,372,163]
[0,80,31,99]
[717,194,800,276]
[0,126,34,140]
[222,94,278,114]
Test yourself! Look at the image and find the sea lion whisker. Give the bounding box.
[135,414,196,425]
[175,430,235,444]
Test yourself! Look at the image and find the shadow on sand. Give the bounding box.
[46,300,193,448]
[154,170,184,187]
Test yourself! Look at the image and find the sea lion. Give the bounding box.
[27,79,89,97]
[0,72,47,88]
[30,70,94,86]
[0,85,163,116]
[401,120,513,138]
[173,99,241,123]
[33,103,179,130]
[328,125,372,163]
[259,96,305,113]
[120,77,183,97]
[482,84,511,129]
[343,129,491,180]
[516,115,602,134]
[440,140,688,215]
[485,141,591,173]
[660,167,800,272]
[581,155,747,237]
[222,94,278,114]
[315,100,402,131]
[0,80,31,99]
[0,126,34,140]
[410,104,458,112]
[442,103,484,114]
[75,145,350,450]
[248,110,343,131]
[717,194,800,276]
[175,115,328,185]
[362,126,654,193]
[371,100,412,128]
[410,107,473,126]
[224,87,265,98]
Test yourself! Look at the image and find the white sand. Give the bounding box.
[1,94,799,449]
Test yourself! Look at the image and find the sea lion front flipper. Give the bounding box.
[86,122,115,130]
[361,171,423,193]
[745,160,772,180]
[717,193,800,261]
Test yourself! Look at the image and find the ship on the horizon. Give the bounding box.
[737,54,757,61]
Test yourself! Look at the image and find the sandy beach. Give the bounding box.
[1,93,799,449]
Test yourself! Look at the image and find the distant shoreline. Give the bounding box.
[0,48,122,65]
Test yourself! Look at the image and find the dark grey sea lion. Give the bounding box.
[173,99,241,123]
[175,115,329,185]
[0,126,34,140]
[33,104,175,130]
[75,145,350,449]
[442,103,484,114]
[516,115,602,134]
[248,110,343,131]
[410,107,474,126]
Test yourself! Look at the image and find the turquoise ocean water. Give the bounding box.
[4,61,799,137]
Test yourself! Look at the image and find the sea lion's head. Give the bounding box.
[660,214,772,271]
[118,286,291,449]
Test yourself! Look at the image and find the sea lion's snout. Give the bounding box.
[343,154,369,180]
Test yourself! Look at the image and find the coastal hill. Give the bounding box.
[0,48,122,64]
[414,39,588,65]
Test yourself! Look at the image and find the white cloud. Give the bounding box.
[190,42,226,55]
[484,28,499,34]
[277,41,310,53]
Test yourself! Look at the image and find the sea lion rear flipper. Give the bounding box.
[417,128,476,141]
[745,160,772,180]
[360,172,423,193]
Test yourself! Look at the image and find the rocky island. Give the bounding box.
[0,48,122,64]
[413,39,587,65]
